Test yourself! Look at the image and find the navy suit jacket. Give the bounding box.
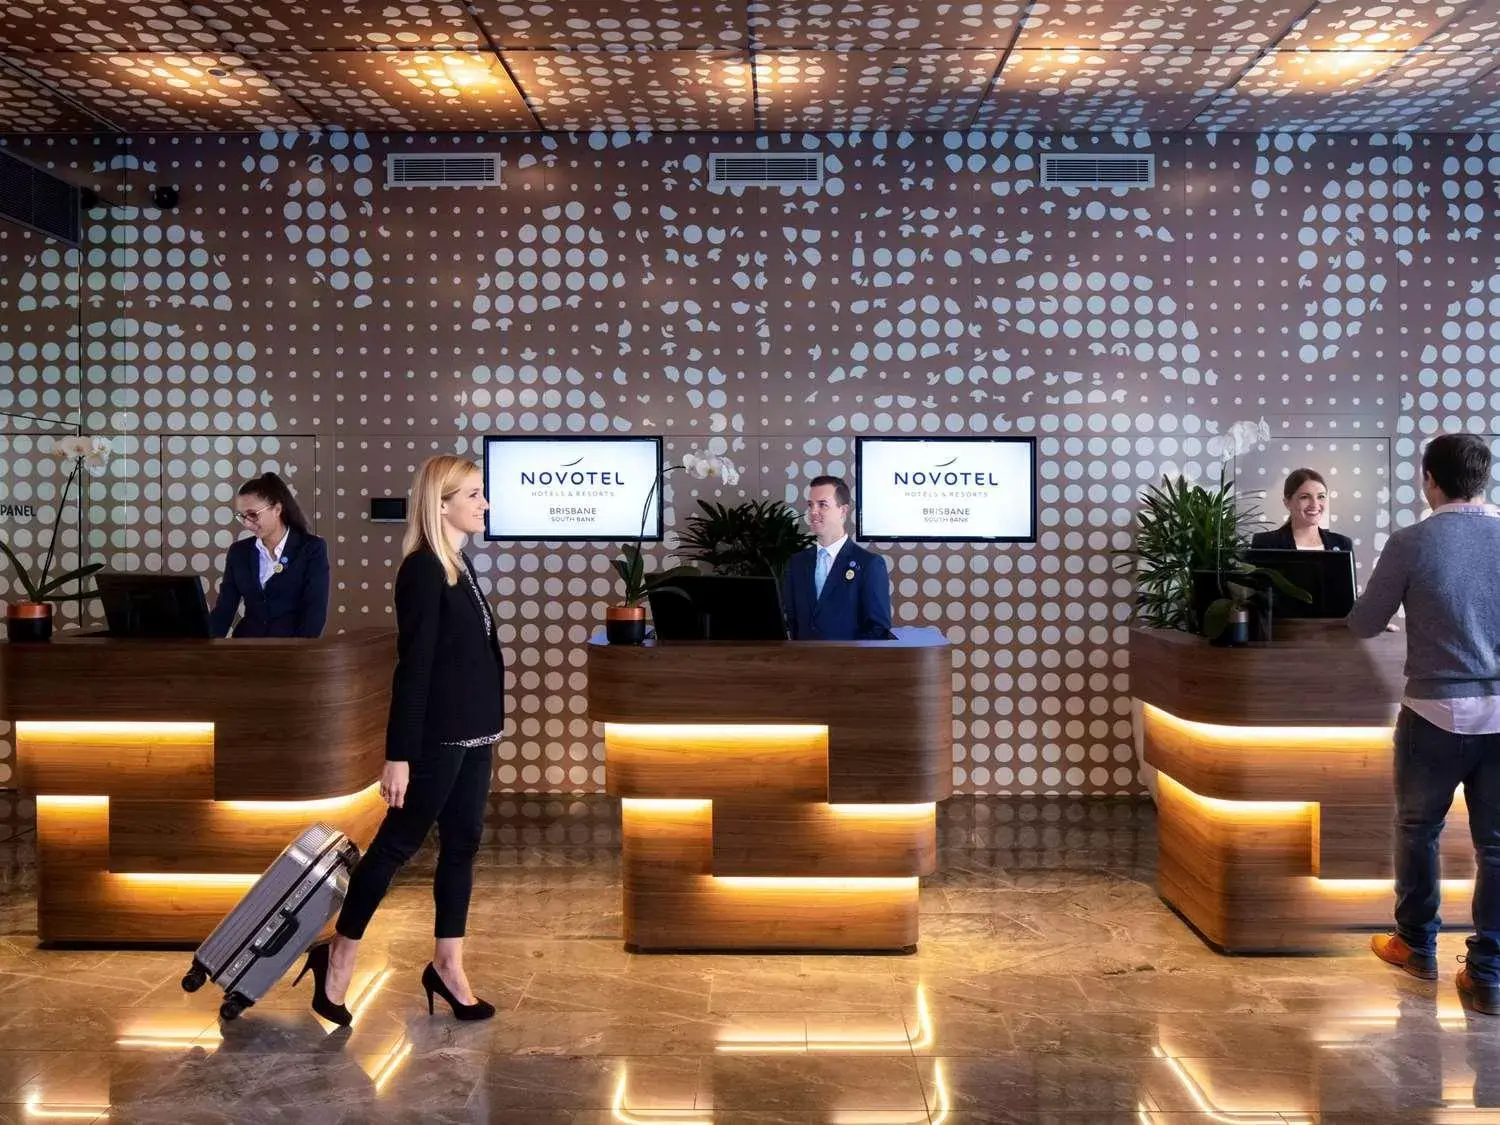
[782,539,894,641]
[209,528,330,639]
[1250,525,1354,553]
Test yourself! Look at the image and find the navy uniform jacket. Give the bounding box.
[208,528,330,638]
[782,539,894,641]
[1250,525,1354,552]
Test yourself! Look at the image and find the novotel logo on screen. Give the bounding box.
[892,456,1001,488]
[518,457,628,487]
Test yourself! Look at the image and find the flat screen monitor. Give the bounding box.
[97,572,212,638]
[1242,548,1357,619]
[647,575,788,642]
[483,436,663,542]
[855,436,1038,543]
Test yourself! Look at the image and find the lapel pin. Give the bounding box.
[844,568,855,581]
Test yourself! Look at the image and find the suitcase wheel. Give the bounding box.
[219,994,251,1021]
[181,964,208,993]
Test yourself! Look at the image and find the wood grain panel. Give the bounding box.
[711,799,936,877]
[1130,622,1405,728]
[108,783,386,873]
[605,726,827,800]
[0,629,395,800]
[1318,802,1475,881]
[1141,703,1392,804]
[17,725,214,799]
[588,635,953,803]
[1154,774,1320,952]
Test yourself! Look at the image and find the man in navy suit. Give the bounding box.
[782,475,894,641]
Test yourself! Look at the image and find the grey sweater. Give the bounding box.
[1348,508,1500,699]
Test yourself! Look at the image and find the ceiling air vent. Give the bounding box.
[385,153,501,188]
[709,153,823,188]
[1040,152,1155,189]
[0,149,81,245]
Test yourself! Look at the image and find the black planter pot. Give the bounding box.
[5,603,53,642]
[604,606,646,645]
[1190,570,1274,642]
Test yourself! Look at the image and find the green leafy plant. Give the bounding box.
[610,549,698,609]
[675,498,814,583]
[1201,565,1312,641]
[1116,473,1311,638]
[0,539,102,606]
[1,435,109,609]
[1115,475,1255,632]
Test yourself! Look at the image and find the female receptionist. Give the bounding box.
[208,471,330,638]
[1250,468,1354,552]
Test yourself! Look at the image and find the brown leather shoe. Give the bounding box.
[1371,933,1438,980]
[1458,967,1500,1015]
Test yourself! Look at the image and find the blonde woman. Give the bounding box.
[295,455,503,1024]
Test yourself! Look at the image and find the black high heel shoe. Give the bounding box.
[422,962,495,1021]
[294,942,353,1027]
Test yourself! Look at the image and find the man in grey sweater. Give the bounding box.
[1349,433,1500,1014]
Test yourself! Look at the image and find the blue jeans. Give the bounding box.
[1394,706,1500,982]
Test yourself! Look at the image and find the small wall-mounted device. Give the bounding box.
[369,497,407,523]
[150,185,179,210]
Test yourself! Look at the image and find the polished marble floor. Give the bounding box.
[1,795,1498,1124]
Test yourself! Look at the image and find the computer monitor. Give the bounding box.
[647,575,788,642]
[1242,548,1357,619]
[97,572,212,639]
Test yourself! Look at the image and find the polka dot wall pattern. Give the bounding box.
[5,128,1500,812]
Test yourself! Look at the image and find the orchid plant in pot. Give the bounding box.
[0,434,110,642]
[607,448,739,645]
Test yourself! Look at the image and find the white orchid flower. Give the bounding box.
[680,449,739,486]
[84,435,113,471]
[53,435,92,463]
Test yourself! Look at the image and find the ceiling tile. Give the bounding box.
[1193,47,1500,130]
[472,1,748,51]
[505,50,753,130]
[195,1,486,51]
[258,50,535,131]
[1420,0,1500,48]
[0,65,108,131]
[755,51,1001,131]
[9,52,312,130]
[979,46,1256,131]
[1014,1,1307,51]
[0,0,226,53]
[1279,0,1474,50]
[749,1,1027,50]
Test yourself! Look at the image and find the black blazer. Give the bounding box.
[385,546,505,762]
[1250,525,1354,552]
[781,539,894,641]
[208,529,330,638]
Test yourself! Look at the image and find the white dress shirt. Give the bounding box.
[255,531,290,589]
[814,535,848,597]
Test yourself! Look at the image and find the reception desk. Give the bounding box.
[1,629,395,945]
[586,631,952,952]
[1131,620,1467,952]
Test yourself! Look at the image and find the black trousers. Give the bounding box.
[336,741,493,941]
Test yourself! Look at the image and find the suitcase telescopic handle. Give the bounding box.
[253,909,299,958]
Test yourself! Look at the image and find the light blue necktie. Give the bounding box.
[814,547,831,599]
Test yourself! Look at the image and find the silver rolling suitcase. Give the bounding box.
[180,823,361,1020]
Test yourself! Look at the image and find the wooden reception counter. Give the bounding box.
[586,630,952,952]
[0,629,395,945]
[1131,620,1459,952]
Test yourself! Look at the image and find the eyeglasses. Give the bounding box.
[234,504,275,524]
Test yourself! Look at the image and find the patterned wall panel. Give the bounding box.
[5,127,1500,809]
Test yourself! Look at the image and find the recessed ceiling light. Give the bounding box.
[207,67,228,77]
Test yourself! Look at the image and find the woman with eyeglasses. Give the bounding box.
[207,471,330,638]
